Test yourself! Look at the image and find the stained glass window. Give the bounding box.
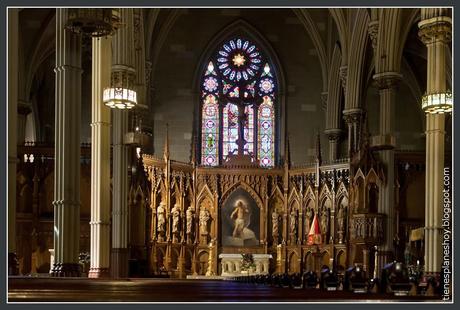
[201,94,219,166]
[258,96,274,167]
[200,38,277,167]
[223,103,239,158]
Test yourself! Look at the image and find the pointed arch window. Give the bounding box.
[200,37,277,167]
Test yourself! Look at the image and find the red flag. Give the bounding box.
[307,214,322,245]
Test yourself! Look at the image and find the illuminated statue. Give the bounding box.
[157,202,166,233]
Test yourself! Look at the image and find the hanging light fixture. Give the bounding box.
[124,114,152,147]
[103,69,137,109]
[65,8,120,37]
[421,91,453,114]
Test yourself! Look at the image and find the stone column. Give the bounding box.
[372,72,401,270]
[111,8,135,278]
[8,8,19,275]
[343,109,362,156]
[418,10,452,277]
[51,8,83,277]
[17,101,31,145]
[89,37,112,278]
[325,129,342,162]
[111,109,129,278]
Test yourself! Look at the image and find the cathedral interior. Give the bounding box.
[7,7,453,302]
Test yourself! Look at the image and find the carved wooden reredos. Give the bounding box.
[141,146,393,277]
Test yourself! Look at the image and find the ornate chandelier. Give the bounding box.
[421,91,452,114]
[103,70,137,109]
[65,8,120,37]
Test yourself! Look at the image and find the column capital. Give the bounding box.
[343,108,363,124]
[418,16,452,45]
[18,100,32,115]
[368,20,379,50]
[372,72,402,90]
[324,128,342,141]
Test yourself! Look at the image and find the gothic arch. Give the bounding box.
[328,8,349,66]
[196,184,215,206]
[304,184,316,203]
[288,250,301,273]
[289,198,300,211]
[366,168,382,187]
[325,44,343,132]
[149,9,183,75]
[220,181,264,210]
[270,185,284,204]
[192,19,286,163]
[344,9,371,110]
[336,182,349,203]
[193,19,285,95]
[292,9,329,92]
[319,184,332,206]
[288,186,301,206]
[269,191,284,213]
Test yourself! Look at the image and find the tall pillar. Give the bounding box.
[17,101,31,145]
[8,8,19,276]
[111,109,129,278]
[373,72,401,269]
[418,10,452,277]
[111,8,135,278]
[89,37,112,278]
[343,109,362,156]
[325,129,342,162]
[51,8,82,277]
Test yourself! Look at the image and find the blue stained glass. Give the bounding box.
[201,94,219,166]
[236,72,242,81]
[219,63,229,70]
[258,96,274,167]
[201,38,277,167]
[237,39,242,48]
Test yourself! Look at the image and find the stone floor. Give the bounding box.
[8,277,443,303]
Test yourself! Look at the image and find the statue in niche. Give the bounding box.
[157,201,166,240]
[199,207,211,236]
[305,206,313,238]
[337,205,344,232]
[320,209,329,237]
[289,209,297,244]
[272,210,279,243]
[171,204,180,241]
[186,206,194,235]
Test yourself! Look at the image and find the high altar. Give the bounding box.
[142,135,387,278]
